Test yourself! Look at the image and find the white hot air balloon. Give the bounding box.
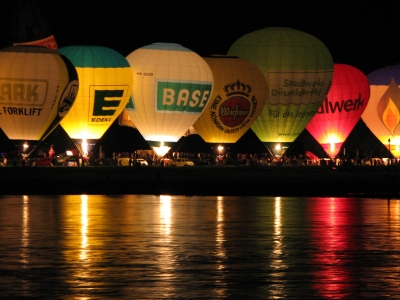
[125,43,214,156]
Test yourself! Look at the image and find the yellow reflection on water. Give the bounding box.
[214,196,227,297]
[21,195,29,265]
[274,197,281,233]
[270,197,286,298]
[388,200,400,222]
[216,196,226,260]
[157,195,176,293]
[60,195,98,293]
[80,195,88,261]
[394,201,400,221]
[159,195,171,238]
[272,197,283,261]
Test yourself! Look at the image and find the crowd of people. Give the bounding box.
[1,148,399,168]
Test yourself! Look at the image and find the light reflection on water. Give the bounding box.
[270,197,285,298]
[0,195,400,299]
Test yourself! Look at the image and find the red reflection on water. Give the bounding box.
[308,198,363,298]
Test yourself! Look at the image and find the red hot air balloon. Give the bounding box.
[306,64,370,158]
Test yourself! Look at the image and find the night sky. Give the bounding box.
[1,1,398,157]
[2,1,400,75]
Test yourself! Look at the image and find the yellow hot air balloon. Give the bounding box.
[58,46,133,155]
[193,55,267,150]
[0,45,78,154]
[125,43,213,156]
[228,27,334,157]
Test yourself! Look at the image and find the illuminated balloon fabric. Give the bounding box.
[9,0,58,49]
[193,55,267,143]
[0,46,78,140]
[362,64,400,156]
[227,27,334,144]
[58,46,133,140]
[306,64,370,158]
[118,110,136,128]
[125,43,213,143]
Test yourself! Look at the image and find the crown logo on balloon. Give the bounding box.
[223,79,252,97]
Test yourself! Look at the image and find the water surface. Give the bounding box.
[0,195,399,299]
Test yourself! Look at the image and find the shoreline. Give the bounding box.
[1,165,399,198]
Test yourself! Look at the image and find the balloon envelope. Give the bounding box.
[118,110,136,128]
[58,46,133,141]
[228,27,333,154]
[193,55,267,144]
[362,64,400,157]
[125,43,213,148]
[0,46,78,141]
[306,64,370,158]
[9,0,58,49]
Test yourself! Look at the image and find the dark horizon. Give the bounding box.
[1,1,400,75]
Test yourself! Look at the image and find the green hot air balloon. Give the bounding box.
[228,27,334,157]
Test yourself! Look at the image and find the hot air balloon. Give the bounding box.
[125,43,213,157]
[228,27,334,157]
[8,0,58,49]
[192,55,267,154]
[58,45,133,156]
[118,110,136,128]
[362,64,400,157]
[0,45,78,155]
[306,64,370,158]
